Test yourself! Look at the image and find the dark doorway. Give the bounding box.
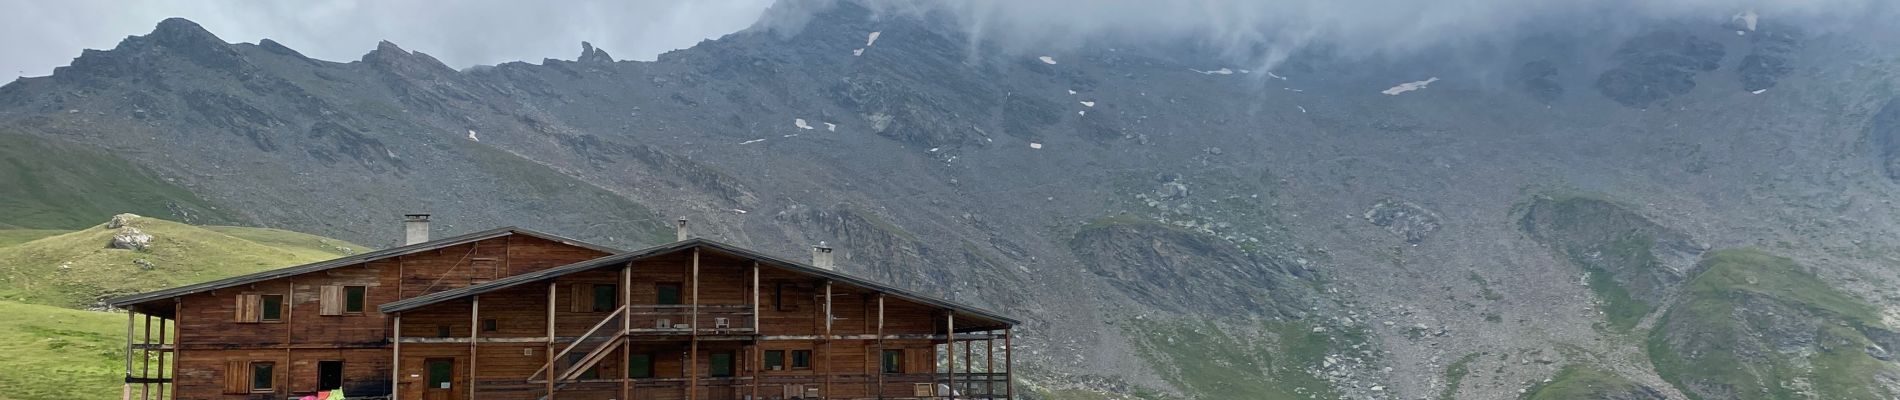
[424,358,454,400]
[317,360,344,391]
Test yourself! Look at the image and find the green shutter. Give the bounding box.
[592,284,616,312]
[657,284,681,305]
[629,354,653,378]
[710,352,734,377]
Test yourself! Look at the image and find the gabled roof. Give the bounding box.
[105,226,619,308]
[379,237,1020,327]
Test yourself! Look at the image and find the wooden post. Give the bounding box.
[621,263,632,400]
[946,313,955,400]
[750,262,761,400]
[1004,330,1013,400]
[876,294,886,399]
[545,281,556,399]
[391,314,402,400]
[157,316,168,400]
[122,310,133,400]
[140,313,152,399]
[986,333,995,397]
[470,296,480,400]
[823,281,832,399]
[688,248,699,400]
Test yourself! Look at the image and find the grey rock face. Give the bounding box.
[108,227,153,251]
[1595,31,1725,108]
[1364,200,1441,244]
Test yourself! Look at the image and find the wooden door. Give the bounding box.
[423,358,455,400]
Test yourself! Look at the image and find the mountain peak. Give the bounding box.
[578,41,614,64]
[361,40,455,76]
[148,17,225,47]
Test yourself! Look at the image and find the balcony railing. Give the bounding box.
[625,304,755,335]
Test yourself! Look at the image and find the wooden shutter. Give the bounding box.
[223,361,249,394]
[568,284,587,313]
[234,294,261,323]
[319,286,344,316]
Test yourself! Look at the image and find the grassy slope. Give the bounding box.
[0,300,125,400]
[0,217,364,307]
[0,217,363,400]
[1128,319,1352,400]
[1521,366,1651,400]
[0,132,235,229]
[1646,249,1889,400]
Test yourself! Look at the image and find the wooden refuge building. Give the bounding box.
[109,216,1018,400]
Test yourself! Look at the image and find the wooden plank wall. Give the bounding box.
[166,234,607,400]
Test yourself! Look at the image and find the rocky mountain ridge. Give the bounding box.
[7,2,1900,399]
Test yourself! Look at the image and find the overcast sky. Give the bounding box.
[1,0,773,79]
[5,0,1894,81]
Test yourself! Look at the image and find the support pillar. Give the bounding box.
[469,296,480,400]
[391,314,403,400]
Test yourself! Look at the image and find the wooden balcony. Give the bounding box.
[624,304,757,335]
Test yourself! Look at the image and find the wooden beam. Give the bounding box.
[688,247,699,400]
[877,293,885,399]
[391,314,402,400]
[947,313,956,400]
[1005,329,1013,400]
[140,312,151,400]
[545,281,556,400]
[750,261,761,400]
[162,301,175,400]
[823,280,832,399]
[122,310,132,400]
[986,333,995,396]
[470,296,480,400]
[621,263,631,400]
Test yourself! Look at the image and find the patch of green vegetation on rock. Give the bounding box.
[1126,318,1346,400]
[0,300,133,400]
[1518,194,1698,331]
[0,215,364,307]
[1520,366,1664,400]
[1647,249,1894,400]
[0,132,237,229]
[1440,353,1480,400]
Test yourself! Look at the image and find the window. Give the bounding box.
[320,286,368,316]
[656,283,682,305]
[710,352,734,377]
[251,362,275,392]
[591,284,617,312]
[882,350,903,374]
[260,295,283,322]
[481,319,498,332]
[317,361,343,391]
[344,286,366,313]
[436,325,452,338]
[764,350,785,370]
[791,350,812,369]
[628,353,653,378]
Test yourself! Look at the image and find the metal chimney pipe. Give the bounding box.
[403,214,431,245]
